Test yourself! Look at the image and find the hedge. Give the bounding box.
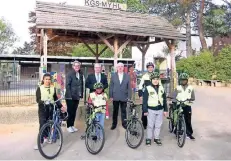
[176,46,231,81]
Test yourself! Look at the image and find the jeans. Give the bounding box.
[95,112,105,128]
[95,112,105,139]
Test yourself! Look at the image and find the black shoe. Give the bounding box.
[111,126,116,130]
[146,139,151,146]
[154,139,162,146]
[143,126,147,130]
[122,125,127,129]
[187,135,195,140]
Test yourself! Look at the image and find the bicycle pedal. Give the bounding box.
[166,117,171,119]
[80,135,86,140]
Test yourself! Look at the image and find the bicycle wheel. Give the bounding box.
[125,118,144,149]
[85,122,105,155]
[176,114,186,148]
[168,107,174,133]
[37,121,63,159]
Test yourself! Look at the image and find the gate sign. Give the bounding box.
[85,0,127,11]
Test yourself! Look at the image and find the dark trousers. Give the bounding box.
[38,104,52,142]
[66,99,79,128]
[183,105,193,136]
[112,101,127,127]
[141,112,147,129]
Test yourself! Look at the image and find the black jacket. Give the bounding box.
[85,73,108,93]
[65,69,84,100]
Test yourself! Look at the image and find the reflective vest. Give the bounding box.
[40,85,55,103]
[90,92,107,113]
[176,85,193,106]
[146,85,164,107]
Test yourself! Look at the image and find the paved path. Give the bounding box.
[1,86,231,160]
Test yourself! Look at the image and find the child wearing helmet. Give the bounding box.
[173,72,195,140]
[142,72,168,146]
[138,62,155,129]
[88,82,109,128]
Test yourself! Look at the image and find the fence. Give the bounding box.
[0,62,38,105]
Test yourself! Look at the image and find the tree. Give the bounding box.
[198,0,208,50]
[0,18,17,54]
[147,0,198,57]
[12,41,35,55]
[203,7,230,37]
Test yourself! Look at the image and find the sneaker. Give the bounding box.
[154,139,162,146]
[33,145,38,150]
[67,127,74,133]
[146,139,151,146]
[71,126,78,132]
[187,135,195,140]
[33,137,48,150]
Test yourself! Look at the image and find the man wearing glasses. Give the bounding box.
[65,61,84,133]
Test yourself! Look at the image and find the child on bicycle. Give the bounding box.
[34,73,66,150]
[142,72,168,146]
[87,82,109,128]
[172,72,195,140]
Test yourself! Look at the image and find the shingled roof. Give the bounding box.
[35,1,185,40]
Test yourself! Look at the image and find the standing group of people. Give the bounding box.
[34,60,196,150]
[64,61,132,133]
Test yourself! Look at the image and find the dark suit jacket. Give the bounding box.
[85,73,108,93]
[65,69,84,100]
[109,72,131,102]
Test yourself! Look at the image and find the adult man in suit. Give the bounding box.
[109,62,131,130]
[65,60,84,133]
[85,63,108,93]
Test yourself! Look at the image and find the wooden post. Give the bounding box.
[114,36,118,70]
[43,33,48,72]
[39,29,44,81]
[165,39,176,93]
[96,44,99,63]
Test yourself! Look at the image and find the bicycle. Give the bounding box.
[81,102,105,155]
[125,99,144,149]
[37,94,68,159]
[167,97,191,148]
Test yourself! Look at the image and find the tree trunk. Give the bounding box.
[186,7,192,57]
[198,0,207,50]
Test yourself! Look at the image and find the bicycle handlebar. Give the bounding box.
[167,97,192,103]
[127,99,142,107]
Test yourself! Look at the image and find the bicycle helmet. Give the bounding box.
[146,62,154,68]
[94,82,104,89]
[179,73,189,80]
[150,72,160,80]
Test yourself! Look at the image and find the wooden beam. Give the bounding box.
[136,44,150,72]
[116,37,132,55]
[97,33,114,52]
[98,46,108,56]
[81,39,97,55]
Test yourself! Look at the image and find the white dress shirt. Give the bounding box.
[118,73,123,84]
[95,73,101,83]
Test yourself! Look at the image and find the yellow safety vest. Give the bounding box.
[146,85,164,107]
[176,85,193,106]
[40,85,55,103]
[90,92,107,113]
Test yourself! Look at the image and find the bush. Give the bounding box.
[215,45,231,81]
[176,50,215,80]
